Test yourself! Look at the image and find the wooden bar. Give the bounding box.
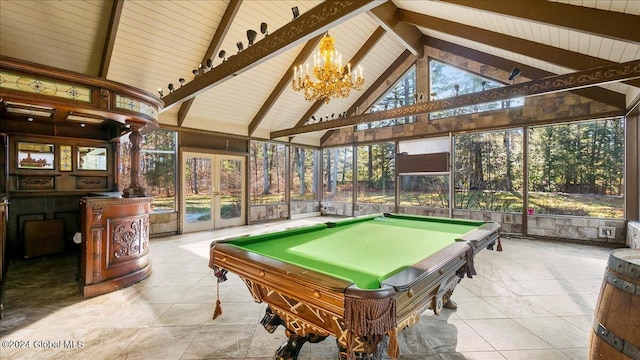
[79,195,152,298]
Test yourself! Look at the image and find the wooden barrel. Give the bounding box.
[589,249,640,360]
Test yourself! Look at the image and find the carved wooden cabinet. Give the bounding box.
[79,195,152,298]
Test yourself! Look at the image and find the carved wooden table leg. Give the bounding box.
[275,329,327,360]
[337,339,379,360]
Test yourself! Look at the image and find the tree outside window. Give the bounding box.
[528,119,624,218]
[250,141,286,205]
[119,129,176,211]
[290,146,318,202]
[323,147,353,202]
[356,142,395,204]
[454,129,523,212]
[357,66,416,130]
[429,60,524,120]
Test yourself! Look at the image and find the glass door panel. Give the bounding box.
[183,153,245,232]
[215,156,245,228]
[183,155,213,232]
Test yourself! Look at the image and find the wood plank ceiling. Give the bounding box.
[1,0,638,146]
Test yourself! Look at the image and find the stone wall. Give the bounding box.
[526,216,626,245]
[397,206,449,218]
[149,211,178,236]
[320,201,353,217]
[249,204,288,223]
[628,222,640,249]
[290,201,321,217]
[354,203,395,217]
[451,210,523,235]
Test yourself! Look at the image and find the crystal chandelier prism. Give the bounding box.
[291,34,364,104]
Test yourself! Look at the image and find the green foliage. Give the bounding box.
[356,142,396,204]
[529,119,624,196]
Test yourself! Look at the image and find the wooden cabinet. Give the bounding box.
[0,199,7,318]
[79,195,152,298]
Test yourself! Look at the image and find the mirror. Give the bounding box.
[18,142,55,169]
[78,146,107,170]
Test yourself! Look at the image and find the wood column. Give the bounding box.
[123,127,146,197]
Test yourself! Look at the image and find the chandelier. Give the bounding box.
[291,34,364,104]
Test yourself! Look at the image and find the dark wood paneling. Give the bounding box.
[396,152,449,174]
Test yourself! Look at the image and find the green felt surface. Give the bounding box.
[229,216,482,290]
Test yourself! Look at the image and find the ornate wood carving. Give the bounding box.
[91,207,104,282]
[108,214,149,266]
[122,128,146,197]
[270,59,639,139]
[76,176,107,189]
[18,176,54,190]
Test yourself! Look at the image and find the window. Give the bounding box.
[118,129,177,211]
[429,60,524,120]
[250,141,286,205]
[290,146,318,202]
[323,146,353,202]
[528,119,624,218]
[398,174,449,208]
[357,66,416,130]
[454,129,523,212]
[356,142,395,204]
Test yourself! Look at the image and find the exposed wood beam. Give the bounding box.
[178,0,243,127]
[271,59,639,139]
[98,0,124,78]
[441,0,640,45]
[292,26,387,133]
[368,1,423,58]
[247,34,324,136]
[423,36,626,109]
[399,9,640,89]
[161,0,383,110]
[321,49,414,145]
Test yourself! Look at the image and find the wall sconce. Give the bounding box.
[291,7,300,19]
[179,78,185,87]
[236,42,244,52]
[157,88,164,97]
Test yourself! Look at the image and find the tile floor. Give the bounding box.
[0,216,613,359]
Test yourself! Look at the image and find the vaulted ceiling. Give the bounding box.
[1,0,639,146]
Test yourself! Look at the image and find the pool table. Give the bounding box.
[209,213,500,360]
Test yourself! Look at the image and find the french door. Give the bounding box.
[182,152,245,232]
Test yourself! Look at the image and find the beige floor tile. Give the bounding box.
[181,324,254,359]
[481,295,554,318]
[464,319,552,351]
[449,297,508,320]
[524,295,595,316]
[514,317,589,348]
[153,303,214,326]
[448,319,495,352]
[500,348,572,359]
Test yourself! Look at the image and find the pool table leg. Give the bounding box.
[275,330,327,360]
[337,340,377,360]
